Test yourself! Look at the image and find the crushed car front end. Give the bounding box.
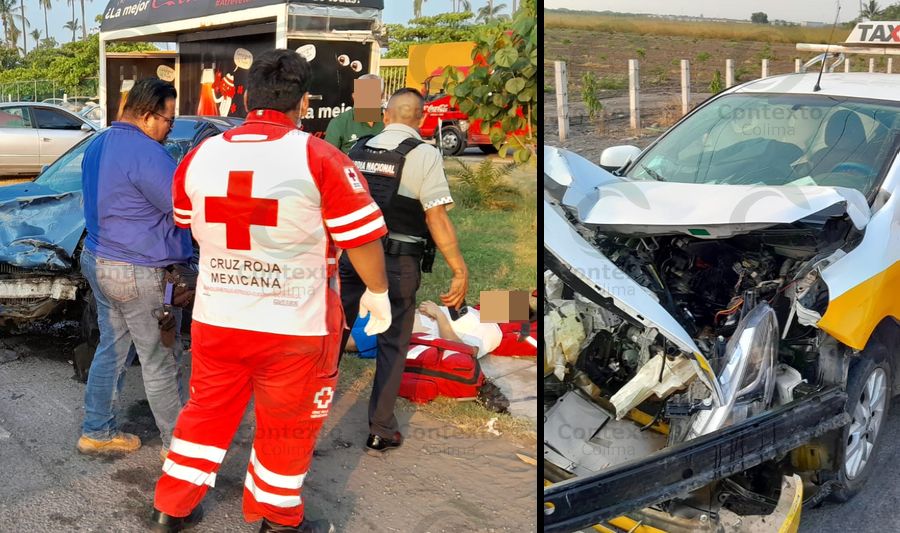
[543,74,900,532]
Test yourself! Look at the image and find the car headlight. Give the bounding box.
[689,303,778,438]
[459,120,469,133]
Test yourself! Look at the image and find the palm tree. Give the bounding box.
[476,1,508,22]
[39,0,51,45]
[457,0,470,12]
[0,0,17,47]
[860,0,881,20]
[64,18,79,42]
[413,0,426,18]
[30,28,39,47]
[15,0,29,55]
[66,0,75,39]
[79,0,87,39]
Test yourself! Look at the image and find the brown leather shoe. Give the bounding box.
[76,432,141,455]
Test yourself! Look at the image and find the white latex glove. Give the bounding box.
[359,288,392,335]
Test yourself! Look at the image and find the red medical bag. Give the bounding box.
[398,333,485,403]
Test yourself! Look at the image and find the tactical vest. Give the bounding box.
[348,135,432,242]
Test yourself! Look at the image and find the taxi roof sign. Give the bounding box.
[846,22,900,44]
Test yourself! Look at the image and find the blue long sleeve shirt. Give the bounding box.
[81,122,192,266]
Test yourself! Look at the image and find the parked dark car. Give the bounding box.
[0,116,243,340]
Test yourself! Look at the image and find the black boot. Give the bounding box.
[150,506,204,532]
[258,517,335,533]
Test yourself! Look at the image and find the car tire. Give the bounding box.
[828,345,891,502]
[478,144,498,154]
[440,125,466,156]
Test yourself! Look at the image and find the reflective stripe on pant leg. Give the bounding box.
[153,322,252,518]
[242,321,339,526]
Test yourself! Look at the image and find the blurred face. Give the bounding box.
[137,97,176,143]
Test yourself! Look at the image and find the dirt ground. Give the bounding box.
[542,26,869,161]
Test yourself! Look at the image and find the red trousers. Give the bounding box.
[153,292,343,526]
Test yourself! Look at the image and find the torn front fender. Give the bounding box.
[544,196,723,404]
[0,191,85,270]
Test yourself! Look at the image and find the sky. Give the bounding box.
[9,0,516,53]
[545,0,864,24]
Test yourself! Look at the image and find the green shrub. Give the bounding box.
[581,72,603,119]
[450,159,521,210]
[710,70,724,94]
[696,51,711,62]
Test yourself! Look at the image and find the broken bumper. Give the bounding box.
[0,275,81,320]
[543,387,849,533]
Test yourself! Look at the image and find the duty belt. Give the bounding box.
[383,237,436,273]
[384,237,425,257]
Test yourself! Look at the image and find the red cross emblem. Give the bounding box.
[314,386,334,409]
[205,171,278,250]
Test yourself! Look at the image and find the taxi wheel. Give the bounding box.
[829,346,891,502]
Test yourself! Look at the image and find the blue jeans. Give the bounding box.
[80,249,186,447]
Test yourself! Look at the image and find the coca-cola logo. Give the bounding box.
[425,104,449,114]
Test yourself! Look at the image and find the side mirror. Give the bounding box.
[81,123,93,132]
[39,165,49,175]
[599,145,642,172]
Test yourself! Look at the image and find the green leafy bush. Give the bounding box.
[450,159,520,210]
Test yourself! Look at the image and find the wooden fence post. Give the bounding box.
[680,60,690,116]
[869,58,875,72]
[761,59,769,78]
[629,59,640,130]
[554,61,569,142]
[845,59,851,73]
[795,58,801,73]
[889,58,894,73]
[726,59,735,88]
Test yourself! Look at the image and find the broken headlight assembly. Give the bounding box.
[689,303,778,438]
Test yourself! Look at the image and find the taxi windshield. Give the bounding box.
[626,93,900,198]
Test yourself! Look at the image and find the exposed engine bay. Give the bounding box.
[544,211,857,519]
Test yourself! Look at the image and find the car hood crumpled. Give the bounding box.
[544,145,871,238]
[0,184,85,271]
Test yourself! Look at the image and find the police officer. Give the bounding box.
[341,87,468,455]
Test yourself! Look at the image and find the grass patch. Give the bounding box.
[596,76,627,91]
[417,169,536,304]
[336,165,537,441]
[544,11,847,44]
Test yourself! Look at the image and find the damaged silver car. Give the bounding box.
[544,72,900,532]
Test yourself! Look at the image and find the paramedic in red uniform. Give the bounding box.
[150,49,392,533]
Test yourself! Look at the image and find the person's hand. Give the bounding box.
[440,271,468,309]
[359,288,392,335]
[418,300,441,319]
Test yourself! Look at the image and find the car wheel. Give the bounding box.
[829,346,891,502]
[479,144,498,154]
[440,125,466,156]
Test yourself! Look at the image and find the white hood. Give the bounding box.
[545,145,871,238]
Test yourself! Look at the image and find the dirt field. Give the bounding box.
[542,25,889,161]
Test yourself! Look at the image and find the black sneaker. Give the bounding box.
[365,432,403,456]
[259,517,335,533]
[150,506,204,532]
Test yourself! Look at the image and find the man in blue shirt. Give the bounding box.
[77,78,192,459]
